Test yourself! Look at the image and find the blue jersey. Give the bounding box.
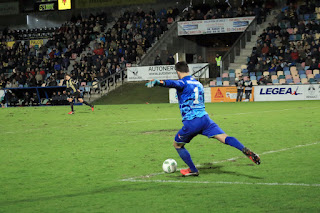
[164,76,207,121]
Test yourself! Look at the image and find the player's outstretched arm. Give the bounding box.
[145,79,165,88]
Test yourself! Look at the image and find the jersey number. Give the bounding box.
[193,87,199,104]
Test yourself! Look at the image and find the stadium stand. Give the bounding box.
[211,0,320,87]
[0,6,180,106]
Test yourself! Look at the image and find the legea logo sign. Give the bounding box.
[259,87,302,95]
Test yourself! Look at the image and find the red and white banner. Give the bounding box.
[178,17,255,36]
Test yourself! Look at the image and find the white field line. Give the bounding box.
[120,141,320,186]
[2,106,319,134]
[120,179,320,187]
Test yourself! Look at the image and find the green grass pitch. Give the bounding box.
[0,101,320,212]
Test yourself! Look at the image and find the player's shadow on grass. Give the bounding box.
[171,165,263,180]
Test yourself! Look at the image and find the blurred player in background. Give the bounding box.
[65,74,94,114]
[235,76,244,102]
[146,61,260,177]
[244,76,253,102]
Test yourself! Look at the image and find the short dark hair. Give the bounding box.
[175,61,189,73]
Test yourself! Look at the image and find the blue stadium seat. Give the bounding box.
[84,87,91,94]
[256,72,262,76]
[87,82,92,86]
[270,71,276,76]
[251,76,257,80]
[304,14,310,20]
[272,79,279,84]
[298,70,305,75]
[217,81,223,86]
[242,69,248,73]
[286,79,293,84]
[304,66,310,71]
[315,74,320,79]
[289,35,295,41]
[229,73,235,78]
[295,34,302,40]
[283,67,290,72]
[300,74,307,79]
[250,72,256,76]
[284,71,291,76]
[216,77,222,81]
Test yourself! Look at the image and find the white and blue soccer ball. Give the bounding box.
[162,159,177,173]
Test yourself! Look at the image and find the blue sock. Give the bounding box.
[225,136,245,151]
[176,147,198,172]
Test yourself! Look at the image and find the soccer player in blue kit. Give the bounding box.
[146,61,260,177]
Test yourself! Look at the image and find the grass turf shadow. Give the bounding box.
[168,165,263,180]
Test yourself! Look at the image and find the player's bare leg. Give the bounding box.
[78,98,94,111]
[214,134,261,165]
[68,98,74,114]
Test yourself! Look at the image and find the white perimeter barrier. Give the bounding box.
[168,85,320,103]
[254,85,320,101]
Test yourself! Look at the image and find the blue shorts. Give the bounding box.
[175,114,225,143]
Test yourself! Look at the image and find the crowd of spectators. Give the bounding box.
[0,12,109,90]
[0,6,180,93]
[70,7,179,84]
[0,6,181,106]
[180,0,274,24]
[247,1,320,79]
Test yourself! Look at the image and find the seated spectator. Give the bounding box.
[268,63,277,72]
[195,9,204,20]
[166,54,175,65]
[154,56,163,65]
[22,92,31,106]
[51,92,59,105]
[30,93,39,105]
[196,55,204,63]
[9,92,19,106]
[247,61,256,72]
[290,48,299,63]
[261,43,269,55]
[35,71,43,86]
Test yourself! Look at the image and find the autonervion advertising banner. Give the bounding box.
[75,0,155,9]
[254,85,320,101]
[127,63,209,82]
[177,16,255,36]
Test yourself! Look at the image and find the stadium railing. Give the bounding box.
[139,21,178,66]
[192,64,210,85]
[94,68,126,97]
[221,17,257,74]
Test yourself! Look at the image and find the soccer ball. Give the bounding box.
[162,159,177,173]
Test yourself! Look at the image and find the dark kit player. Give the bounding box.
[65,74,94,114]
